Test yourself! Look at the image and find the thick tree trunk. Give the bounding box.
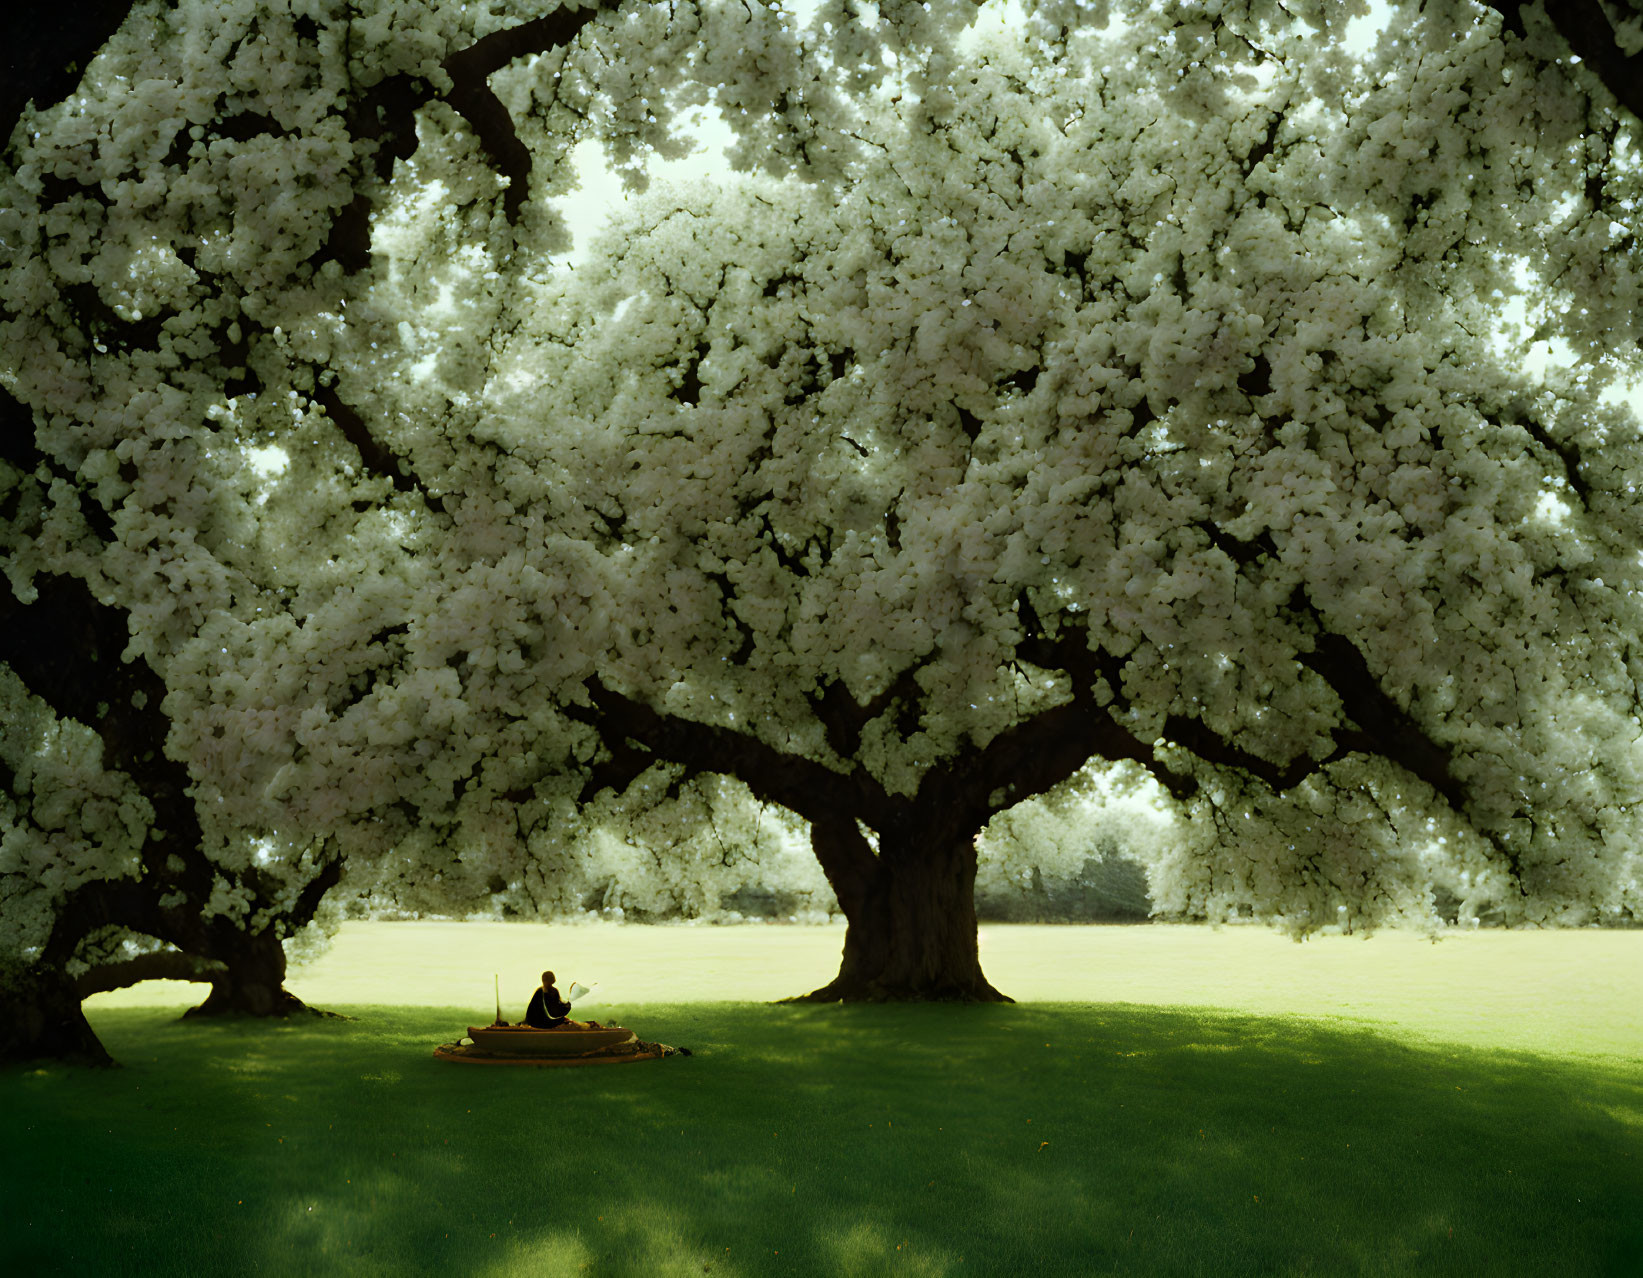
[576,678,1030,1003]
[182,928,315,1018]
[786,814,1012,1003]
[1,967,114,1067]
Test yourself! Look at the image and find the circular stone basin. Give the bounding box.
[465,1024,637,1056]
[434,1040,662,1067]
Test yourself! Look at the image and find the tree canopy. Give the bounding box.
[3,0,1643,1058]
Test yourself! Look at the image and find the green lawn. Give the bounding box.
[6,924,1641,1276]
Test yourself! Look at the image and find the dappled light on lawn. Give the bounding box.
[11,990,1636,1276]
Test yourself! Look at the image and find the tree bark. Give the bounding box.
[1,967,115,1067]
[785,811,1012,1003]
[182,928,314,1019]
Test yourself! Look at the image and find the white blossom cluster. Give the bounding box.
[3,0,1642,985]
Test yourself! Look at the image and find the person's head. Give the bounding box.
[541,971,555,989]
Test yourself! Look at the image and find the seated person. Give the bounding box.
[524,971,571,1028]
[524,971,607,1030]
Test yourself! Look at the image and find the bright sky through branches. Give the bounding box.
[546,0,1395,264]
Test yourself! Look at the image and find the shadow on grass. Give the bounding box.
[4,1001,1639,1276]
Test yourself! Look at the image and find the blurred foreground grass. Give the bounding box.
[6,924,1640,1276]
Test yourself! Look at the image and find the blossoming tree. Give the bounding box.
[4,0,1643,1060]
[513,0,1643,998]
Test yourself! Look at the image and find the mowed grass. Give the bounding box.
[3,925,1640,1276]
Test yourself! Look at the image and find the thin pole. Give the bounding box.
[494,973,502,1025]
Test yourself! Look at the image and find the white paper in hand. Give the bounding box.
[567,982,597,1004]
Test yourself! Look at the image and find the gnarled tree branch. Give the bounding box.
[74,950,228,998]
[441,5,614,225]
[0,569,206,902]
[574,676,884,889]
[577,676,880,820]
[313,385,446,514]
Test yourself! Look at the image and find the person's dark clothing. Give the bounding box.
[524,984,571,1028]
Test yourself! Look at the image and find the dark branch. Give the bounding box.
[74,950,228,998]
[0,570,205,893]
[1288,588,1527,893]
[323,73,432,273]
[809,666,924,760]
[313,384,445,514]
[1032,536,1314,793]
[576,677,884,828]
[1196,520,1279,570]
[0,572,348,970]
[1005,600,1200,804]
[1028,535,1527,896]
[1513,412,1589,505]
[1535,0,1643,124]
[1481,0,1528,40]
[1185,527,1470,793]
[940,693,1198,838]
[1156,710,1319,792]
[1186,527,1528,887]
[0,3,137,149]
[1295,630,1467,816]
[287,848,346,933]
[42,877,156,970]
[1241,109,1281,176]
[440,5,612,225]
[1477,1,1643,120]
